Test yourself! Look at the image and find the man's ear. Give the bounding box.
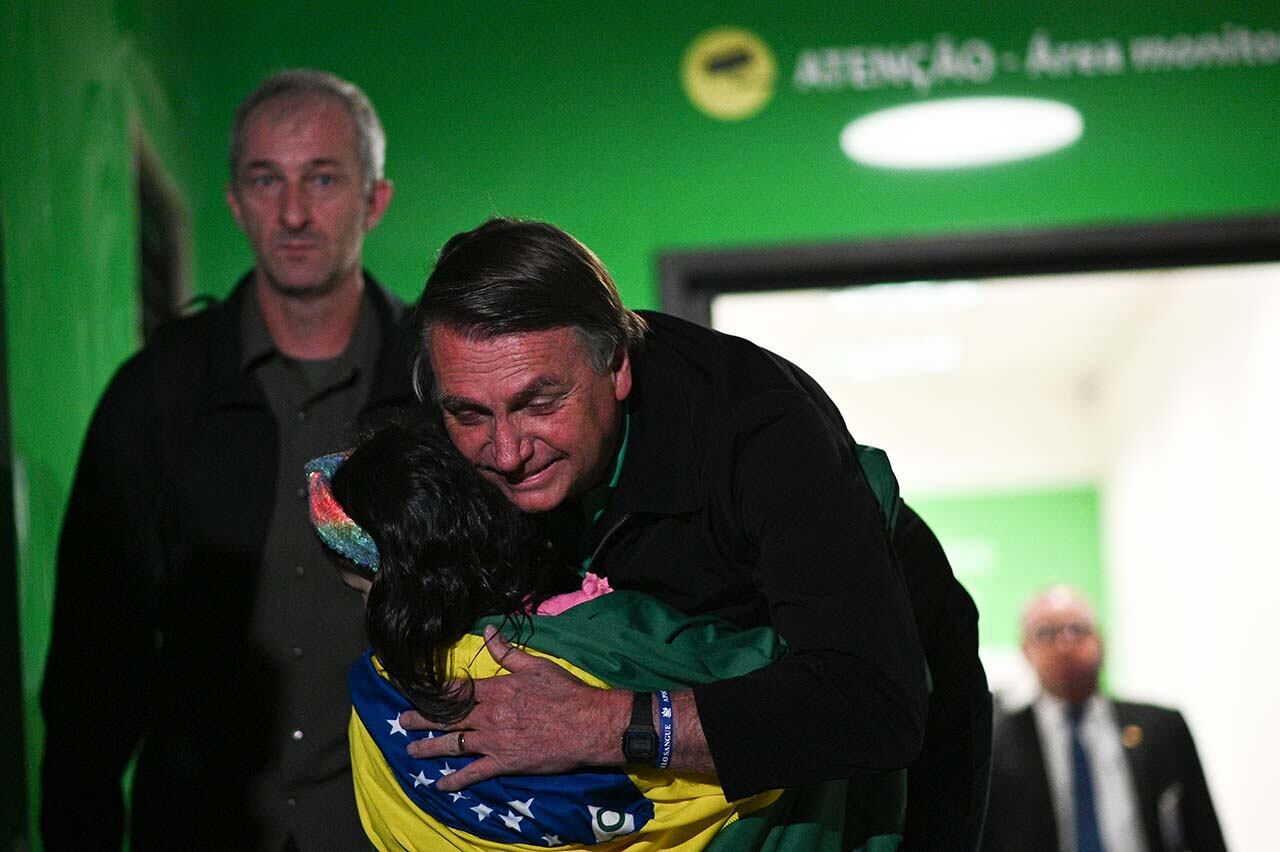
[364,179,394,231]
[611,348,633,402]
[225,183,245,230]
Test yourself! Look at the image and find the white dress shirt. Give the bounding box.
[1032,692,1150,852]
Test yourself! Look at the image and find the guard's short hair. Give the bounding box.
[412,218,648,400]
[229,68,385,193]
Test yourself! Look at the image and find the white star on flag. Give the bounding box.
[471,803,493,821]
[387,716,407,736]
[507,798,535,819]
[412,771,432,788]
[449,791,469,802]
[500,810,525,830]
[439,762,457,776]
[541,835,561,846]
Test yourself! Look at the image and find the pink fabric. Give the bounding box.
[534,572,614,616]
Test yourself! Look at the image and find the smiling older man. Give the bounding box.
[400,218,933,812]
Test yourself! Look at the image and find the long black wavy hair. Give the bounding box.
[329,417,575,722]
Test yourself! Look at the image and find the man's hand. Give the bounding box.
[400,625,629,792]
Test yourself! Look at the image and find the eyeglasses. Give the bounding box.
[1029,621,1094,645]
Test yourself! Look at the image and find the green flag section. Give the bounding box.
[467,591,906,852]
[855,445,902,535]
[472,590,787,693]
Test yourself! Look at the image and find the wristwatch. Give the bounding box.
[621,691,658,765]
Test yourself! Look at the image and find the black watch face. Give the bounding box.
[624,728,658,761]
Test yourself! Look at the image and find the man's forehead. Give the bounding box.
[240,95,357,162]
[432,326,587,365]
[1023,589,1093,628]
[250,92,345,129]
[431,326,585,396]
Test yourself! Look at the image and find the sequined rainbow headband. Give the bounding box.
[306,451,380,572]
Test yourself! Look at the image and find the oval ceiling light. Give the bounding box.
[840,96,1083,170]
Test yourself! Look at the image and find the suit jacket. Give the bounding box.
[982,699,1226,852]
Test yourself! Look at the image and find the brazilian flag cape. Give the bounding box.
[349,590,905,851]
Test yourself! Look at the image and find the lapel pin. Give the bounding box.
[1121,724,1144,749]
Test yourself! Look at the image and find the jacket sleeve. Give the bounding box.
[1171,710,1228,852]
[894,504,992,852]
[40,359,161,851]
[693,393,928,799]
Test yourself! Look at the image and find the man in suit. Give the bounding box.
[982,585,1227,852]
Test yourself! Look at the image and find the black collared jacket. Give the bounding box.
[40,274,416,851]
[583,311,930,801]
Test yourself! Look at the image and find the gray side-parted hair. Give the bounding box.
[410,218,648,403]
[229,68,386,193]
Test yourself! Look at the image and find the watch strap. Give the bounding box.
[630,691,653,728]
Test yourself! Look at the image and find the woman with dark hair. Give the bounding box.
[307,418,906,851]
[314,418,578,724]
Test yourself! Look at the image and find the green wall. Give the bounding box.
[174,1,1280,313]
[911,488,1105,649]
[4,1,1278,847]
[1,1,200,842]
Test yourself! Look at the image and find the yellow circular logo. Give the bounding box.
[681,27,777,121]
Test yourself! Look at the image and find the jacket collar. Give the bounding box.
[604,329,704,517]
[200,270,415,413]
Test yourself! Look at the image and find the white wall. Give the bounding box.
[832,375,1100,497]
[716,265,1279,849]
[1097,267,1280,852]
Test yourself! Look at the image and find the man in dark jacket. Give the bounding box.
[40,70,413,851]
[400,218,989,849]
[982,586,1226,852]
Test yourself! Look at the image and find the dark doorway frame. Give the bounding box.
[135,130,191,342]
[658,214,1280,325]
[0,210,28,848]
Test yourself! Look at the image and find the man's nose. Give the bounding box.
[491,419,533,473]
[279,182,310,230]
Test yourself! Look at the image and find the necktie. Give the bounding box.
[1069,704,1106,852]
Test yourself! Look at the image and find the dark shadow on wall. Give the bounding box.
[0,213,31,849]
[135,131,191,340]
